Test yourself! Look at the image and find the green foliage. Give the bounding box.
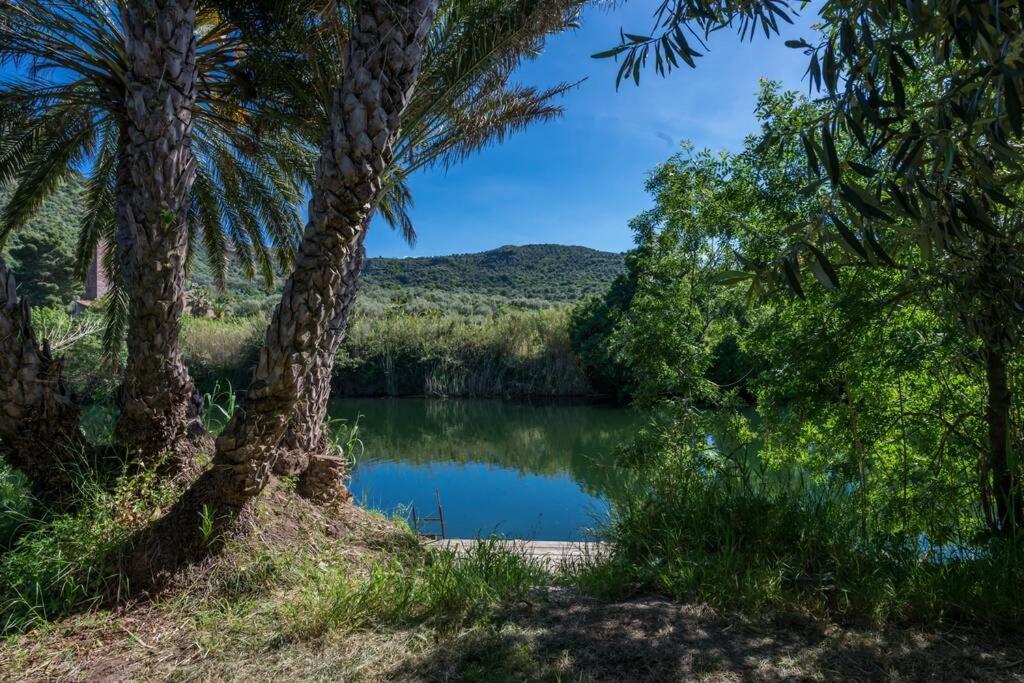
[2,179,624,318]
[569,274,635,397]
[176,306,594,399]
[569,81,1024,624]
[0,461,180,633]
[5,221,75,309]
[0,464,33,550]
[183,316,265,392]
[569,411,1024,626]
[336,307,591,398]
[362,244,624,303]
[202,382,240,434]
[29,305,117,400]
[288,538,549,639]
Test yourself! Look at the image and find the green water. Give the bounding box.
[328,398,645,541]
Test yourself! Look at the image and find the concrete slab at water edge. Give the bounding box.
[427,538,609,566]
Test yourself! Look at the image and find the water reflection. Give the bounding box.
[328,398,644,541]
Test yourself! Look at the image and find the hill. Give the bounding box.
[2,180,623,311]
[361,244,624,302]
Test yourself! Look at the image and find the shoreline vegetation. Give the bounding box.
[185,306,598,400]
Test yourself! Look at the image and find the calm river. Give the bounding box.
[327,398,644,541]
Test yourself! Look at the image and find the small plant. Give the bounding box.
[199,504,216,546]
[202,382,238,433]
[328,413,365,466]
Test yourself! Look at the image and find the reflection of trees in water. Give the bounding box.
[328,398,644,501]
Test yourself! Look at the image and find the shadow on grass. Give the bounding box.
[396,595,1024,681]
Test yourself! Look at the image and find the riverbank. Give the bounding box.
[3,497,1022,681]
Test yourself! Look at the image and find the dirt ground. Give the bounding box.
[5,589,1023,681]
[403,592,1024,681]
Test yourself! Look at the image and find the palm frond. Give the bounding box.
[75,119,119,280]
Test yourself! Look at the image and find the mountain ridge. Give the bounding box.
[2,177,624,308]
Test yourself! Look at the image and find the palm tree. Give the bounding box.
[0,0,308,469]
[208,0,583,504]
[232,0,584,480]
[125,0,585,585]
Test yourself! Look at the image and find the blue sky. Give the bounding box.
[370,3,820,258]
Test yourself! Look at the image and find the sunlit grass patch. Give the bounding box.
[283,537,550,640]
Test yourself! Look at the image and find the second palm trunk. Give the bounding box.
[211,0,438,507]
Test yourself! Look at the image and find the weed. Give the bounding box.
[202,381,238,433]
[563,426,1024,627]
[199,504,216,545]
[0,462,179,634]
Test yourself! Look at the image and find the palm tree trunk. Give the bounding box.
[0,261,81,496]
[211,0,437,508]
[124,0,438,592]
[275,228,367,478]
[114,0,203,462]
[985,344,1023,535]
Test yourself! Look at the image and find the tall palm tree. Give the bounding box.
[235,0,584,479]
[209,0,583,504]
[0,0,308,469]
[204,0,440,509]
[115,0,203,462]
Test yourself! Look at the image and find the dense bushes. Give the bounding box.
[562,84,1024,628]
[170,307,595,399]
[568,412,1024,626]
[335,308,590,397]
[0,461,179,632]
[181,315,265,391]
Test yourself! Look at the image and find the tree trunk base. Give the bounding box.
[124,445,352,595]
[298,453,353,508]
[272,449,311,477]
[115,407,212,482]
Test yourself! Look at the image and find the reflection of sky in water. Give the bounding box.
[351,461,610,541]
[332,398,642,541]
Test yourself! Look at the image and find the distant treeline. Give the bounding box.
[3,178,624,315]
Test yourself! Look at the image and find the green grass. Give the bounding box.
[562,428,1024,628]
[0,445,549,640]
[285,538,549,640]
[0,458,179,634]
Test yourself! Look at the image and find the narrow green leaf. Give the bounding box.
[804,243,840,289]
[829,213,869,260]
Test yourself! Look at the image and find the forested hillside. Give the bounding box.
[362,244,624,301]
[3,180,622,310]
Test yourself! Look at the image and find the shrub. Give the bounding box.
[0,461,179,633]
[181,316,265,391]
[565,412,1024,627]
[334,308,593,398]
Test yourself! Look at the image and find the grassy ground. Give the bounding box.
[2,484,1023,681]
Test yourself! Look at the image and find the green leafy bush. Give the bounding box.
[0,462,179,633]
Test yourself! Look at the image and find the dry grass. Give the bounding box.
[5,584,1024,681]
